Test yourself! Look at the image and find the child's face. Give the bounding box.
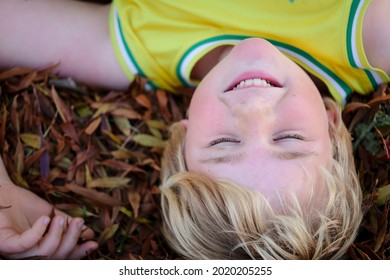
[183,38,333,211]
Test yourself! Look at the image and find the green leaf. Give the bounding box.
[20,133,41,149]
[113,116,131,136]
[132,133,165,148]
[87,177,131,188]
[354,123,381,155]
[75,105,92,118]
[147,119,167,130]
[119,206,133,218]
[65,207,96,218]
[99,224,119,244]
[375,184,390,206]
[374,110,390,127]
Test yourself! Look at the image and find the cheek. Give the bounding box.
[188,97,227,131]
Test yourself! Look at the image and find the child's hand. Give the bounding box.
[0,160,98,259]
[0,213,98,259]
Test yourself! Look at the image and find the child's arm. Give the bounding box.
[363,0,390,75]
[0,157,98,259]
[0,0,129,90]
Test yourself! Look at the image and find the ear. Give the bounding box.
[179,119,189,128]
[326,107,340,127]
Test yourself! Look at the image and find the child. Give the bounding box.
[0,0,389,259]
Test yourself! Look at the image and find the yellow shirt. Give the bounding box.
[109,0,389,105]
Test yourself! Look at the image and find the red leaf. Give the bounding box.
[50,86,73,123]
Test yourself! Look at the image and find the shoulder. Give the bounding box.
[363,0,390,74]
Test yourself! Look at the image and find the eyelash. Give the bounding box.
[209,137,240,146]
[273,134,304,141]
[209,134,304,146]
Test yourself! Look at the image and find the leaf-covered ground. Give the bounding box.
[0,67,188,259]
[0,66,388,260]
[342,84,390,259]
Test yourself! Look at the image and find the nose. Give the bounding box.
[231,97,274,135]
[233,95,273,118]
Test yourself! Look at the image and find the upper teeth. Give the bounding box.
[233,78,272,90]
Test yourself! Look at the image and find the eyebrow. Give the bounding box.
[199,150,317,165]
[273,150,318,160]
[199,153,243,164]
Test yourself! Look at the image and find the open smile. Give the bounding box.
[225,74,282,92]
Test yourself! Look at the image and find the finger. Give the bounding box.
[80,226,95,240]
[0,216,50,254]
[67,240,99,260]
[28,215,65,258]
[52,208,94,240]
[51,218,84,259]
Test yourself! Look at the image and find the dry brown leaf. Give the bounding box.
[128,189,141,218]
[0,67,33,80]
[65,183,121,206]
[102,129,122,145]
[85,117,102,135]
[91,103,116,118]
[0,108,8,149]
[368,94,390,105]
[110,148,137,160]
[111,108,142,119]
[374,204,389,252]
[24,147,47,170]
[50,86,73,123]
[156,89,171,122]
[60,122,80,144]
[99,159,145,173]
[135,94,152,110]
[5,70,38,92]
[343,102,371,115]
[15,138,24,174]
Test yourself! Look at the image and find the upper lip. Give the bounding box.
[224,72,282,92]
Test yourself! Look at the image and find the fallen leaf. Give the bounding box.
[135,94,152,110]
[113,116,132,136]
[156,89,171,122]
[0,67,33,80]
[111,108,142,119]
[85,117,102,135]
[99,159,145,173]
[99,224,119,244]
[127,189,141,218]
[343,102,370,115]
[66,183,121,206]
[376,184,390,206]
[50,86,73,123]
[87,177,131,189]
[374,204,388,252]
[60,122,80,144]
[20,133,41,149]
[92,103,116,118]
[132,133,165,148]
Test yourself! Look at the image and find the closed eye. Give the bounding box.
[209,137,241,147]
[273,134,304,141]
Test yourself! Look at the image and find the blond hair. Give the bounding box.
[160,97,362,259]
